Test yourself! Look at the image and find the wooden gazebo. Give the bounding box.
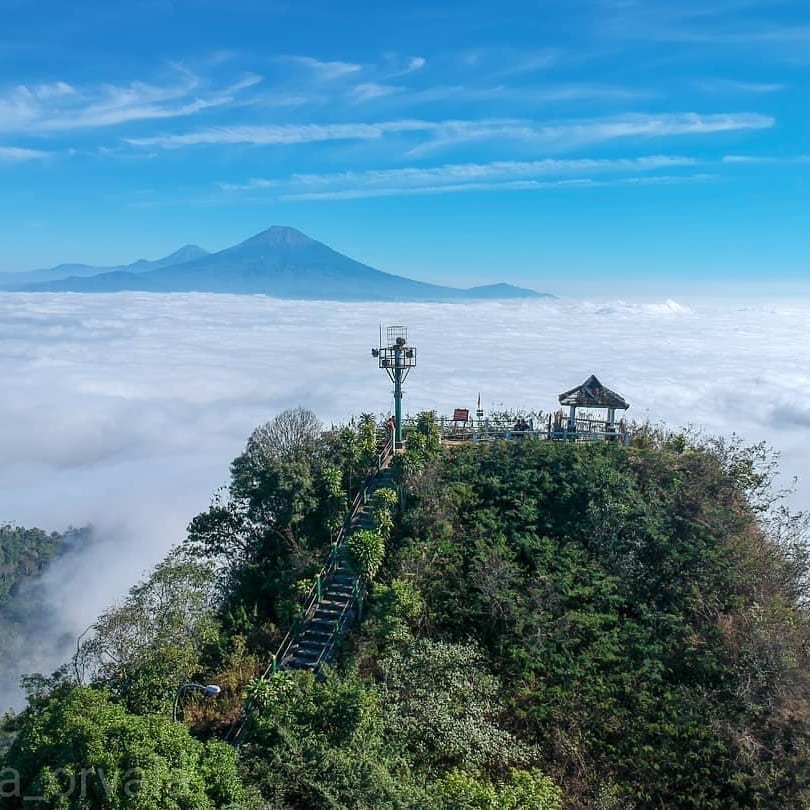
[558,374,629,435]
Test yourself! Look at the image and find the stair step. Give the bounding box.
[295,640,327,653]
[313,606,349,618]
[301,627,337,641]
[327,583,355,594]
[288,658,318,670]
[320,593,352,604]
[313,615,350,627]
[325,592,354,602]
[317,604,349,615]
[321,589,354,606]
[282,649,315,663]
[308,617,339,629]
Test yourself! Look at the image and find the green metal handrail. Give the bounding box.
[227,436,394,746]
[266,433,394,675]
[310,578,364,674]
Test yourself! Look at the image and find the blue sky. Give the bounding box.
[0,0,808,293]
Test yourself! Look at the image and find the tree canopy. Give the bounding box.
[2,687,243,809]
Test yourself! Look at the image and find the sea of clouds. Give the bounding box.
[1,292,808,709]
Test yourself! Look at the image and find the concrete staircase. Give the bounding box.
[280,464,396,673]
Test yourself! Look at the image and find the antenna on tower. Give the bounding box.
[371,325,416,448]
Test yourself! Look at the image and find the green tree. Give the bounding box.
[391,435,810,807]
[240,669,422,808]
[75,549,218,715]
[2,686,244,809]
[379,639,533,772]
[346,529,385,582]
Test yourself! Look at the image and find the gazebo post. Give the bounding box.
[568,405,577,432]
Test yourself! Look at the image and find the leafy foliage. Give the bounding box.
[369,577,425,649]
[379,639,533,772]
[2,686,244,808]
[400,410,442,474]
[392,434,810,807]
[185,408,366,646]
[239,668,422,808]
[428,768,562,810]
[75,549,219,715]
[346,529,385,582]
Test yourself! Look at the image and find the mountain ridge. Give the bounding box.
[0,244,209,289]
[6,226,551,301]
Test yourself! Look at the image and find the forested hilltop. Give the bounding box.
[2,411,809,808]
[0,525,93,720]
[0,525,64,609]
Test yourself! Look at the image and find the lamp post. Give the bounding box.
[172,682,222,722]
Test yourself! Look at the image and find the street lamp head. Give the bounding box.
[202,684,222,696]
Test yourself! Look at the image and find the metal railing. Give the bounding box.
[309,578,364,674]
[227,434,395,745]
[263,432,394,676]
[435,416,630,446]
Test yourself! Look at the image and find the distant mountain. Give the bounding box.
[0,244,209,290]
[13,226,550,301]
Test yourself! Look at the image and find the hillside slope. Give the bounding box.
[4,417,808,808]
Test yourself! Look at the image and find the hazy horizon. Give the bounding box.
[2,229,810,298]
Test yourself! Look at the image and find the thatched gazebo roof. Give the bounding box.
[558,375,629,410]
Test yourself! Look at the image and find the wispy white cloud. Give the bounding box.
[385,82,654,108]
[697,78,784,94]
[280,55,362,80]
[383,55,427,77]
[280,173,715,201]
[406,112,774,156]
[222,155,700,195]
[487,49,559,79]
[0,69,262,134]
[28,81,76,100]
[0,144,49,162]
[126,119,436,148]
[722,153,810,164]
[549,111,774,141]
[595,0,810,50]
[722,154,774,164]
[131,112,771,153]
[405,56,426,73]
[656,23,810,46]
[351,82,403,103]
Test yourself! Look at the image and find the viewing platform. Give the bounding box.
[413,375,632,446]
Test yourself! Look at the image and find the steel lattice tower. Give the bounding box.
[371,325,417,446]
